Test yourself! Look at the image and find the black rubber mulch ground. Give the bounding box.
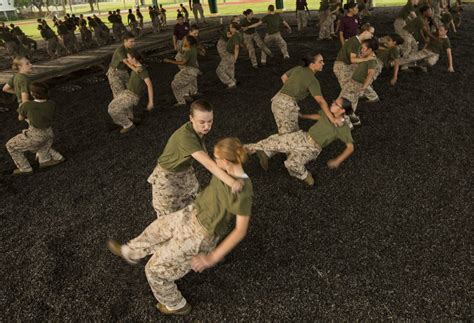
[1,7,472,321]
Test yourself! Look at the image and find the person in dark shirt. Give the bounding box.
[173,15,190,51]
[296,0,309,31]
[339,2,360,45]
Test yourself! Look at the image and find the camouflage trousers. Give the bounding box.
[261,32,289,62]
[243,32,271,67]
[107,67,130,98]
[6,127,63,172]
[333,61,356,89]
[108,90,139,128]
[245,130,321,180]
[360,58,383,101]
[394,18,407,35]
[147,165,199,217]
[192,3,205,23]
[398,29,418,60]
[319,12,336,39]
[297,10,308,31]
[339,79,364,112]
[216,39,236,87]
[121,204,217,309]
[399,48,439,67]
[271,92,300,135]
[171,66,199,104]
[151,17,160,33]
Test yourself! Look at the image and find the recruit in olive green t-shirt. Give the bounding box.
[336,36,361,65]
[262,14,283,34]
[196,175,253,237]
[352,59,377,83]
[8,73,30,103]
[427,37,451,55]
[110,46,128,70]
[308,113,353,148]
[127,67,149,96]
[157,121,206,172]
[18,100,56,129]
[280,66,322,101]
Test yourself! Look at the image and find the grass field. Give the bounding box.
[9,0,407,40]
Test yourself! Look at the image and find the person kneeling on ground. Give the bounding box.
[108,49,154,134]
[245,97,354,186]
[339,38,380,127]
[6,82,65,175]
[107,137,253,316]
[399,24,454,73]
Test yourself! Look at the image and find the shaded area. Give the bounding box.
[0,6,472,320]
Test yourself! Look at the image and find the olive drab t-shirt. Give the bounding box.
[226,33,241,54]
[377,46,401,68]
[157,122,206,172]
[127,66,149,96]
[183,46,198,68]
[110,46,128,70]
[7,73,30,103]
[280,66,322,101]
[17,100,56,129]
[240,17,260,35]
[427,37,451,55]
[262,14,283,34]
[196,175,253,237]
[308,113,353,148]
[397,1,414,20]
[352,58,377,83]
[319,0,330,11]
[336,36,361,65]
[404,15,424,34]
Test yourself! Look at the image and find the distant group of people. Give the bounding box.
[1,0,465,317]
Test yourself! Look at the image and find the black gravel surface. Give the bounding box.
[1,7,472,321]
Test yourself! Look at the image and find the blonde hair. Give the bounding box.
[214,137,248,165]
[12,56,28,71]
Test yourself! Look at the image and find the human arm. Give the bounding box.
[281,73,289,84]
[327,143,354,168]
[163,57,186,65]
[144,78,154,110]
[2,83,15,95]
[233,44,239,62]
[339,31,345,46]
[361,69,376,91]
[172,34,178,50]
[391,59,400,85]
[350,53,375,63]
[283,20,292,32]
[299,113,321,121]
[242,20,262,31]
[446,48,454,72]
[192,215,250,272]
[192,150,243,193]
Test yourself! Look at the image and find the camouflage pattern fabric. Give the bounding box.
[261,32,289,62]
[339,79,364,112]
[6,127,63,171]
[245,130,322,180]
[147,165,199,217]
[399,49,439,67]
[361,59,383,101]
[171,66,200,104]
[243,32,272,67]
[192,3,205,23]
[319,12,336,39]
[271,92,300,135]
[333,61,357,89]
[121,204,217,308]
[216,39,236,87]
[107,90,139,128]
[394,18,407,35]
[107,67,130,98]
[297,10,308,31]
[398,29,418,60]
